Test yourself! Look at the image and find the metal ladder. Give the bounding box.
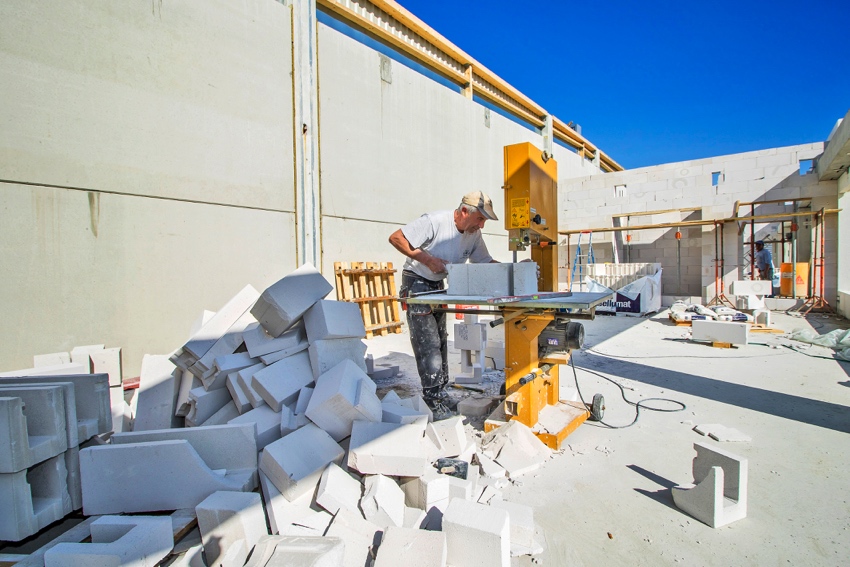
[569,231,595,291]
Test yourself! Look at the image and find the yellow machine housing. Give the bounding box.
[503,142,559,291]
[487,142,589,449]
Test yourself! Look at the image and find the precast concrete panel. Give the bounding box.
[0,184,295,376]
[0,0,295,211]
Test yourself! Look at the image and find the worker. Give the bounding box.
[754,240,774,282]
[389,191,498,417]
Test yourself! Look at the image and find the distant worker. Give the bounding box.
[754,240,774,281]
[389,192,498,417]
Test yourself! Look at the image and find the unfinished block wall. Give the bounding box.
[559,144,840,304]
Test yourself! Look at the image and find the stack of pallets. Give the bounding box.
[333,262,403,338]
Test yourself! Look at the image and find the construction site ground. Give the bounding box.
[368,309,850,566]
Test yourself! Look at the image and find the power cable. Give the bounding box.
[569,353,686,429]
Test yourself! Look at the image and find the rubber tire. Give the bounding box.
[499,382,506,396]
[590,393,605,421]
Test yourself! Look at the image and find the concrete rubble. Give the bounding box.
[0,264,552,563]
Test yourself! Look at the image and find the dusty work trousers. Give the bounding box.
[400,271,449,395]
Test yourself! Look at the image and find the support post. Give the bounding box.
[289,0,322,268]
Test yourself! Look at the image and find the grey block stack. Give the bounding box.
[0,373,111,541]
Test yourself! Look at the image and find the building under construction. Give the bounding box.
[1,1,848,566]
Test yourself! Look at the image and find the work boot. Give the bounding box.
[423,387,458,420]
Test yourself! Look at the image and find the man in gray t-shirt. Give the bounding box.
[389,191,498,416]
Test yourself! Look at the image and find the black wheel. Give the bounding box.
[499,382,506,396]
[590,393,605,421]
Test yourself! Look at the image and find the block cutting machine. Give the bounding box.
[407,142,612,449]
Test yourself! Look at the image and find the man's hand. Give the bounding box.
[422,254,447,274]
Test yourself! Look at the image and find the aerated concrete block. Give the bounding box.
[226,372,253,414]
[189,309,257,380]
[316,462,364,516]
[348,421,431,477]
[443,498,510,567]
[361,474,405,528]
[80,440,255,514]
[754,309,771,326]
[171,285,259,370]
[175,370,201,417]
[44,515,173,567]
[70,345,104,372]
[427,417,468,459]
[403,506,428,529]
[401,469,450,511]
[88,347,122,387]
[252,351,315,412]
[243,535,345,567]
[244,320,308,359]
[65,445,82,510]
[236,362,268,409]
[199,400,240,426]
[672,442,748,528]
[0,387,68,473]
[33,352,71,367]
[729,279,773,296]
[1,382,80,450]
[0,374,111,442]
[206,352,260,391]
[278,509,333,537]
[196,491,269,567]
[454,322,487,351]
[260,423,345,502]
[325,509,382,567]
[490,500,540,556]
[458,396,496,417]
[373,526,447,567]
[0,362,87,377]
[304,300,366,342]
[0,453,72,541]
[305,359,382,441]
[447,263,537,297]
[381,401,430,424]
[308,338,368,378]
[109,385,129,433]
[229,404,282,449]
[259,470,316,535]
[186,386,231,427]
[251,263,333,337]
[692,319,749,345]
[119,425,251,504]
[134,355,180,432]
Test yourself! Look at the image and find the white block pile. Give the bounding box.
[0,262,550,564]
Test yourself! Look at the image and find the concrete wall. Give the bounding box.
[0,1,603,376]
[837,173,850,319]
[0,0,297,374]
[559,144,840,304]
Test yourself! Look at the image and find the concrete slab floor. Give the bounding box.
[365,310,850,566]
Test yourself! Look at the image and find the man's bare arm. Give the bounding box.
[389,229,447,274]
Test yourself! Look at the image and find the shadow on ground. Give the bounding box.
[572,352,850,434]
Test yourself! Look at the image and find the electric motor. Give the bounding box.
[538,320,584,357]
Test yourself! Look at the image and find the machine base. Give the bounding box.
[484,400,590,450]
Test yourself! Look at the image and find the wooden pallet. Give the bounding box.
[334,261,403,338]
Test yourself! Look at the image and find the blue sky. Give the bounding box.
[395,0,850,169]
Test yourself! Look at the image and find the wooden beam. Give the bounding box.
[612,206,702,218]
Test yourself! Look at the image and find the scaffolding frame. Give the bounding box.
[561,208,840,307]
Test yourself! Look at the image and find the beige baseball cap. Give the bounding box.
[461,191,498,221]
